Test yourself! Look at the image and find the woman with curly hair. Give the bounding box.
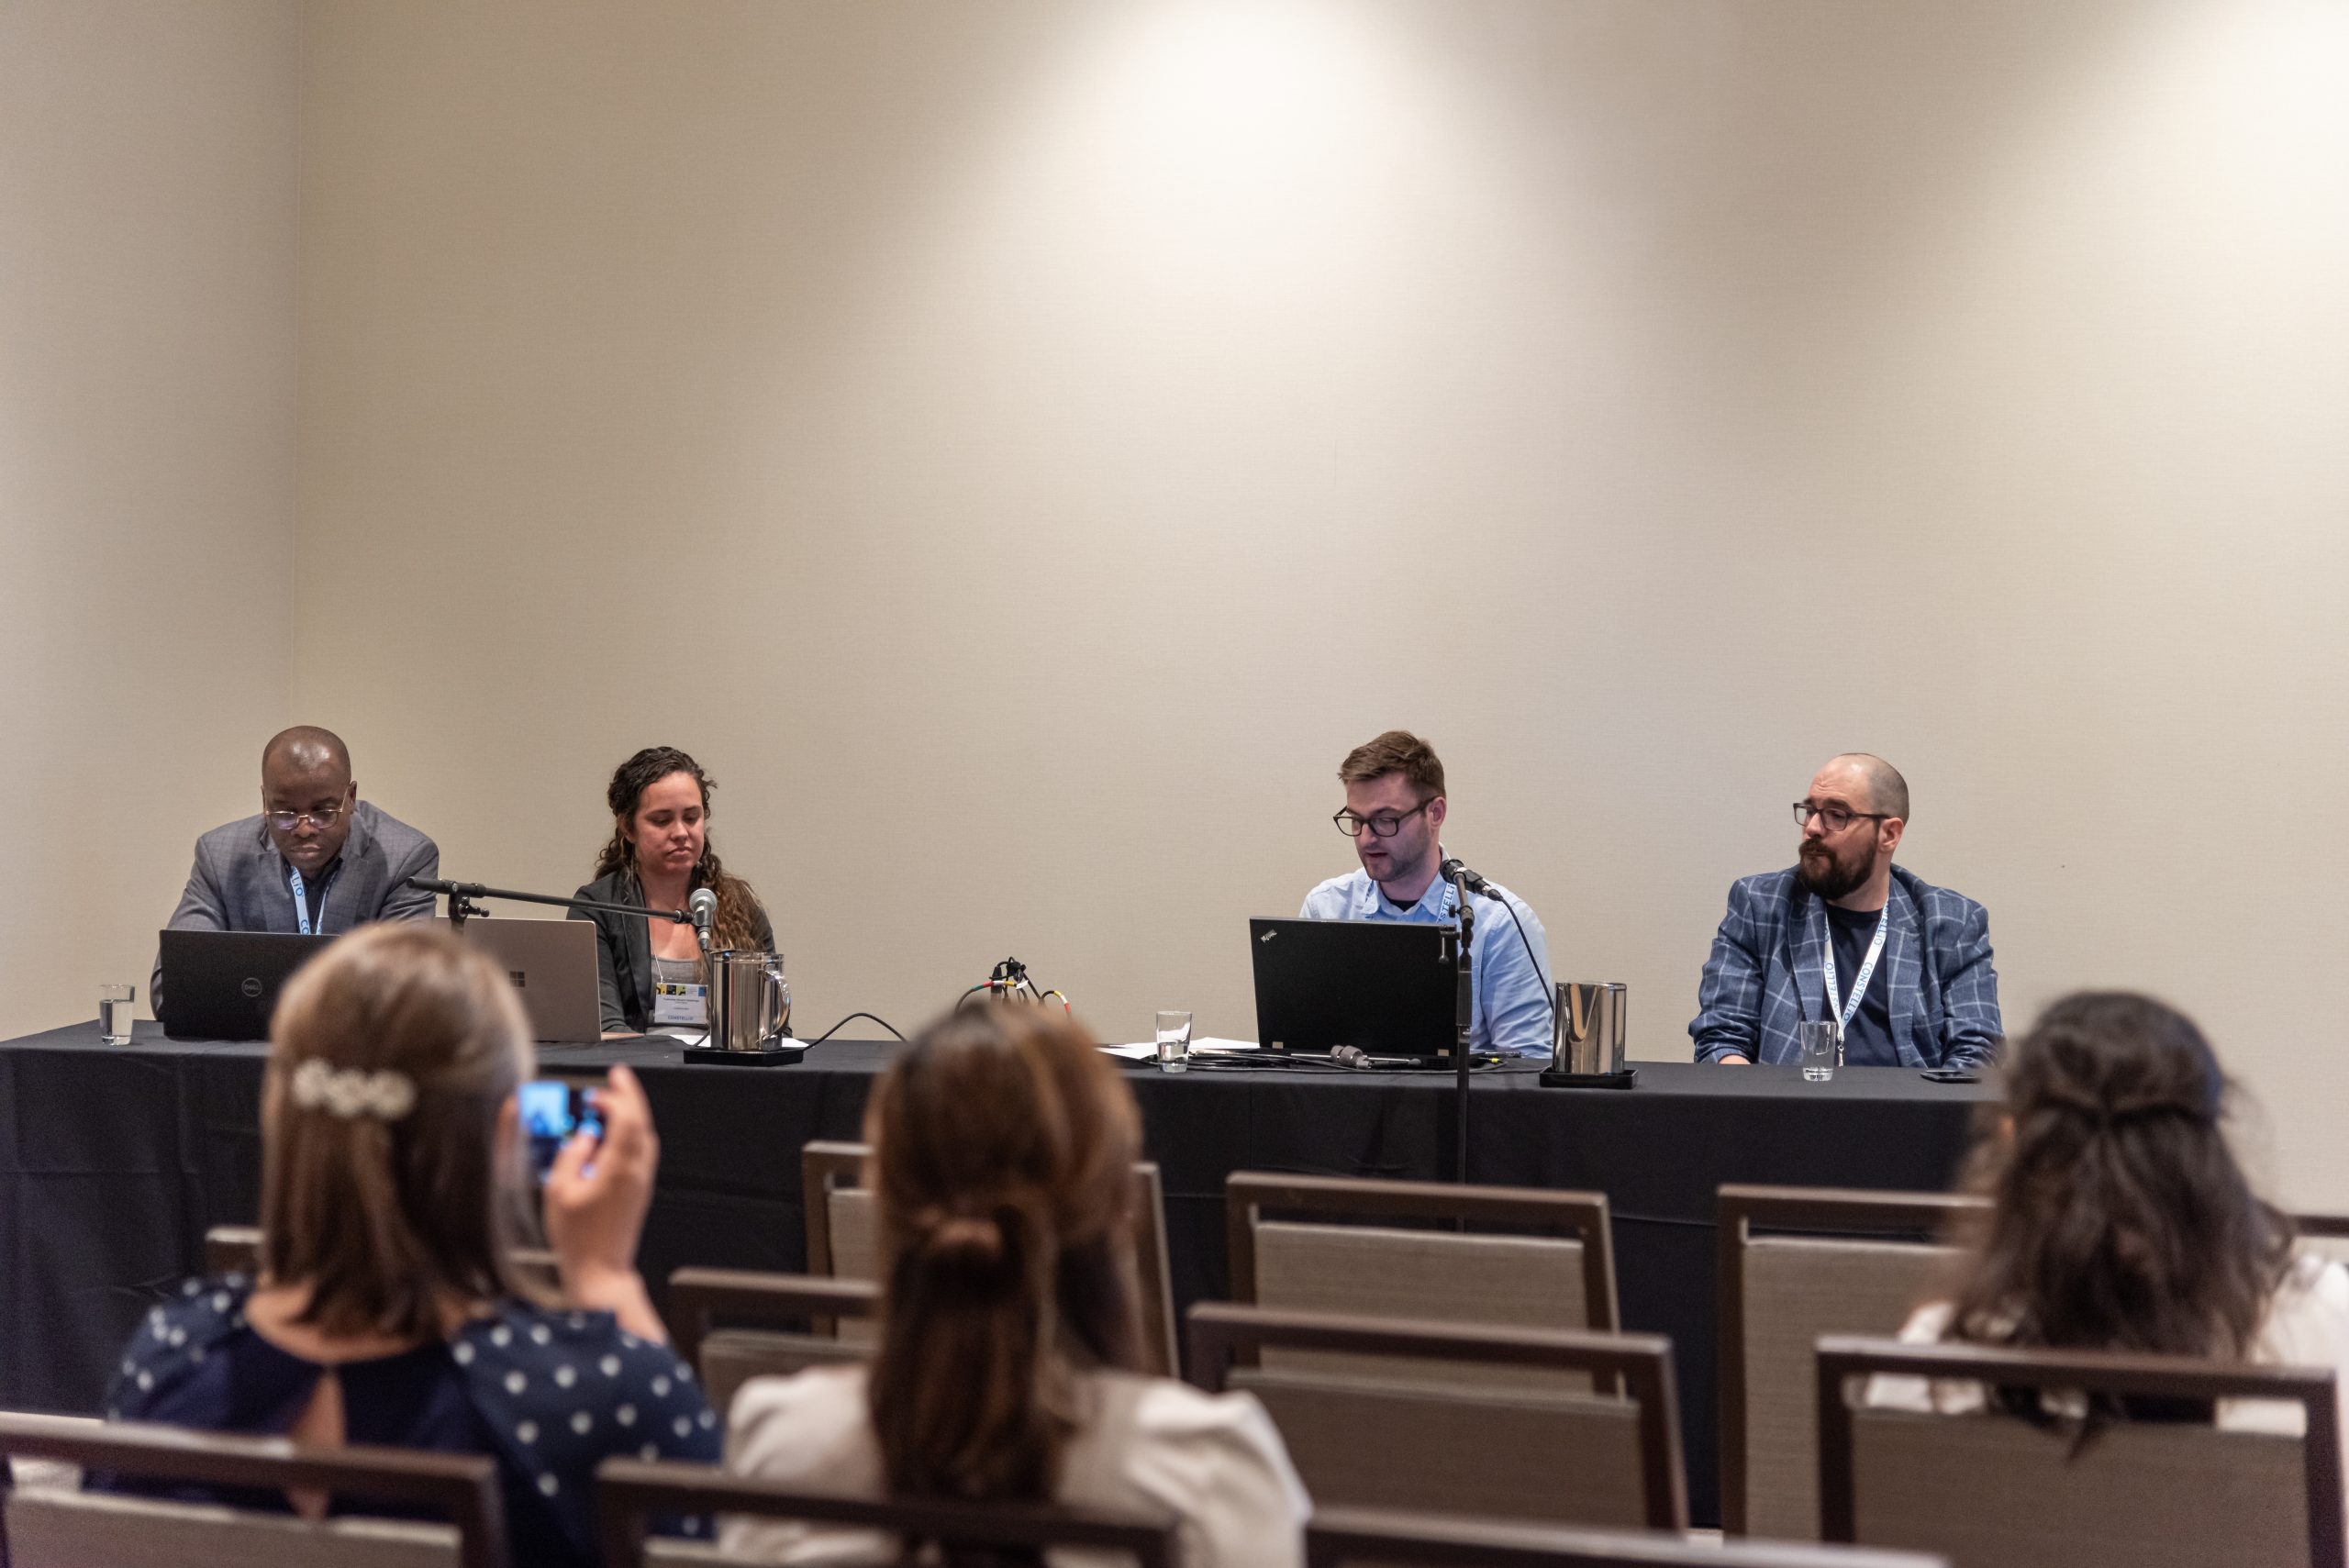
[572,746,774,1038]
[1871,990,2349,1519]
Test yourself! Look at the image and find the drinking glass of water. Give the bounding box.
[1155,1010,1193,1073]
[99,984,137,1046]
[1797,1020,1841,1082]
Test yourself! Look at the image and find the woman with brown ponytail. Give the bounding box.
[572,746,774,1038]
[721,1003,1308,1567]
[1869,991,2349,1518]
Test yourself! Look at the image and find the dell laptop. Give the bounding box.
[1248,917,1459,1060]
[157,929,333,1041]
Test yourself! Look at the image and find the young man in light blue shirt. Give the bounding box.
[1299,730,1555,1057]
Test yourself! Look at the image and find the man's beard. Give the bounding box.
[1797,841,1875,902]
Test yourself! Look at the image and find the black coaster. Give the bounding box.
[682,1040,807,1066]
[1538,1067,1639,1089]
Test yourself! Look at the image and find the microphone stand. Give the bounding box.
[406,877,690,933]
[1450,868,1475,1184]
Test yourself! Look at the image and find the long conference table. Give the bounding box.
[0,1019,1994,1525]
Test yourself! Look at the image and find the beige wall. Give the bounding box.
[12,2,2343,1207]
[0,1,301,1037]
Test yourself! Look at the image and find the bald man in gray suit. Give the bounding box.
[152,727,440,1016]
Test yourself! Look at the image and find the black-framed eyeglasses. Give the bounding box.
[1792,801,1889,833]
[266,806,347,832]
[1334,799,1433,839]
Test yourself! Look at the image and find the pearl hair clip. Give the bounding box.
[289,1058,417,1122]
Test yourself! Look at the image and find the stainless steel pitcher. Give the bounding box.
[707,950,790,1052]
[1553,982,1627,1075]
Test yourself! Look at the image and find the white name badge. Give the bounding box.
[652,982,708,1028]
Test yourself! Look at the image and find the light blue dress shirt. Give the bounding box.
[1298,862,1556,1056]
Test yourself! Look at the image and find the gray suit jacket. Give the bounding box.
[152,801,440,1011]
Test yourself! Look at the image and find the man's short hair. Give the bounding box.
[1338,730,1445,799]
[1836,752,1909,821]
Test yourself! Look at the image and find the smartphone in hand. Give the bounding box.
[519,1079,604,1182]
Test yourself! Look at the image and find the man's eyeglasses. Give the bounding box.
[1792,801,1889,833]
[1334,799,1433,839]
[266,806,347,832]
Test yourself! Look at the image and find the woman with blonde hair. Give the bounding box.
[723,1002,1308,1568]
[97,923,719,1565]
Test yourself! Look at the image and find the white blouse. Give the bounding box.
[719,1364,1309,1568]
[1866,1252,2349,1535]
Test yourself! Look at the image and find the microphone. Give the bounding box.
[1439,858,1498,900]
[688,887,718,951]
[1329,1044,1374,1069]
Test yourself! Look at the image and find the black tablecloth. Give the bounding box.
[0,1022,1995,1524]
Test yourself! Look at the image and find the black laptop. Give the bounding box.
[1248,917,1459,1061]
[158,929,334,1040]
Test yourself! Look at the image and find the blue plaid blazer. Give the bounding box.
[1689,864,2003,1068]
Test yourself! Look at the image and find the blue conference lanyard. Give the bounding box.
[286,863,338,939]
[1821,905,1889,1034]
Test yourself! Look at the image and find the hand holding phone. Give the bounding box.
[520,1080,604,1183]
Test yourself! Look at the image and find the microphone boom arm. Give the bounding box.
[406,877,691,932]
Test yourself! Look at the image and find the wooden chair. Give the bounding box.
[1189,1302,1687,1531]
[802,1140,1180,1376]
[1230,1173,1617,1393]
[2295,1211,2349,1270]
[593,1455,1175,1568]
[1308,1504,1948,1568]
[0,1409,509,1568]
[662,1268,876,1415]
[203,1226,561,1294]
[1817,1334,2344,1568]
[1717,1185,1976,1539]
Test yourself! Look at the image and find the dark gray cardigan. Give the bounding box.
[568,869,775,1035]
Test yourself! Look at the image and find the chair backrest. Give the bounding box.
[202,1227,562,1295]
[1717,1185,1976,1539]
[594,1456,1176,1568]
[0,1410,509,1568]
[2294,1212,2349,1270]
[1188,1302,1687,1532]
[1817,1334,2344,1568]
[802,1140,1180,1377]
[1308,1504,1948,1568]
[662,1268,877,1415]
[1229,1173,1618,1395]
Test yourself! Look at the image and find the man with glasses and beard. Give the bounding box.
[151,727,440,1015]
[1301,729,1554,1056]
[1690,753,2002,1068]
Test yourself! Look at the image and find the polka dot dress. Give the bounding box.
[98,1276,722,1568]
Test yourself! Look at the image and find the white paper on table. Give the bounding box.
[1101,1037,1258,1059]
[666,1029,710,1050]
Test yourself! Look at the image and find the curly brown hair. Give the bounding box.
[1944,992,2293,1396]
[593,746,762,953]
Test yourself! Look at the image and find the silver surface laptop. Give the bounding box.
[447,917,602,1043]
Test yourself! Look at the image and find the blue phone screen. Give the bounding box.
[522,1080,602,1180]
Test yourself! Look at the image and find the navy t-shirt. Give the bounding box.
[1823,902,1896,1066]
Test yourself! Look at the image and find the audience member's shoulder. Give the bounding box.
[456,1301,713,1427]
[1110,1371,1300,1474]
[729,1365,876,1481]
[109,1274,255,1418]
[2263,1251,2349,1362]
